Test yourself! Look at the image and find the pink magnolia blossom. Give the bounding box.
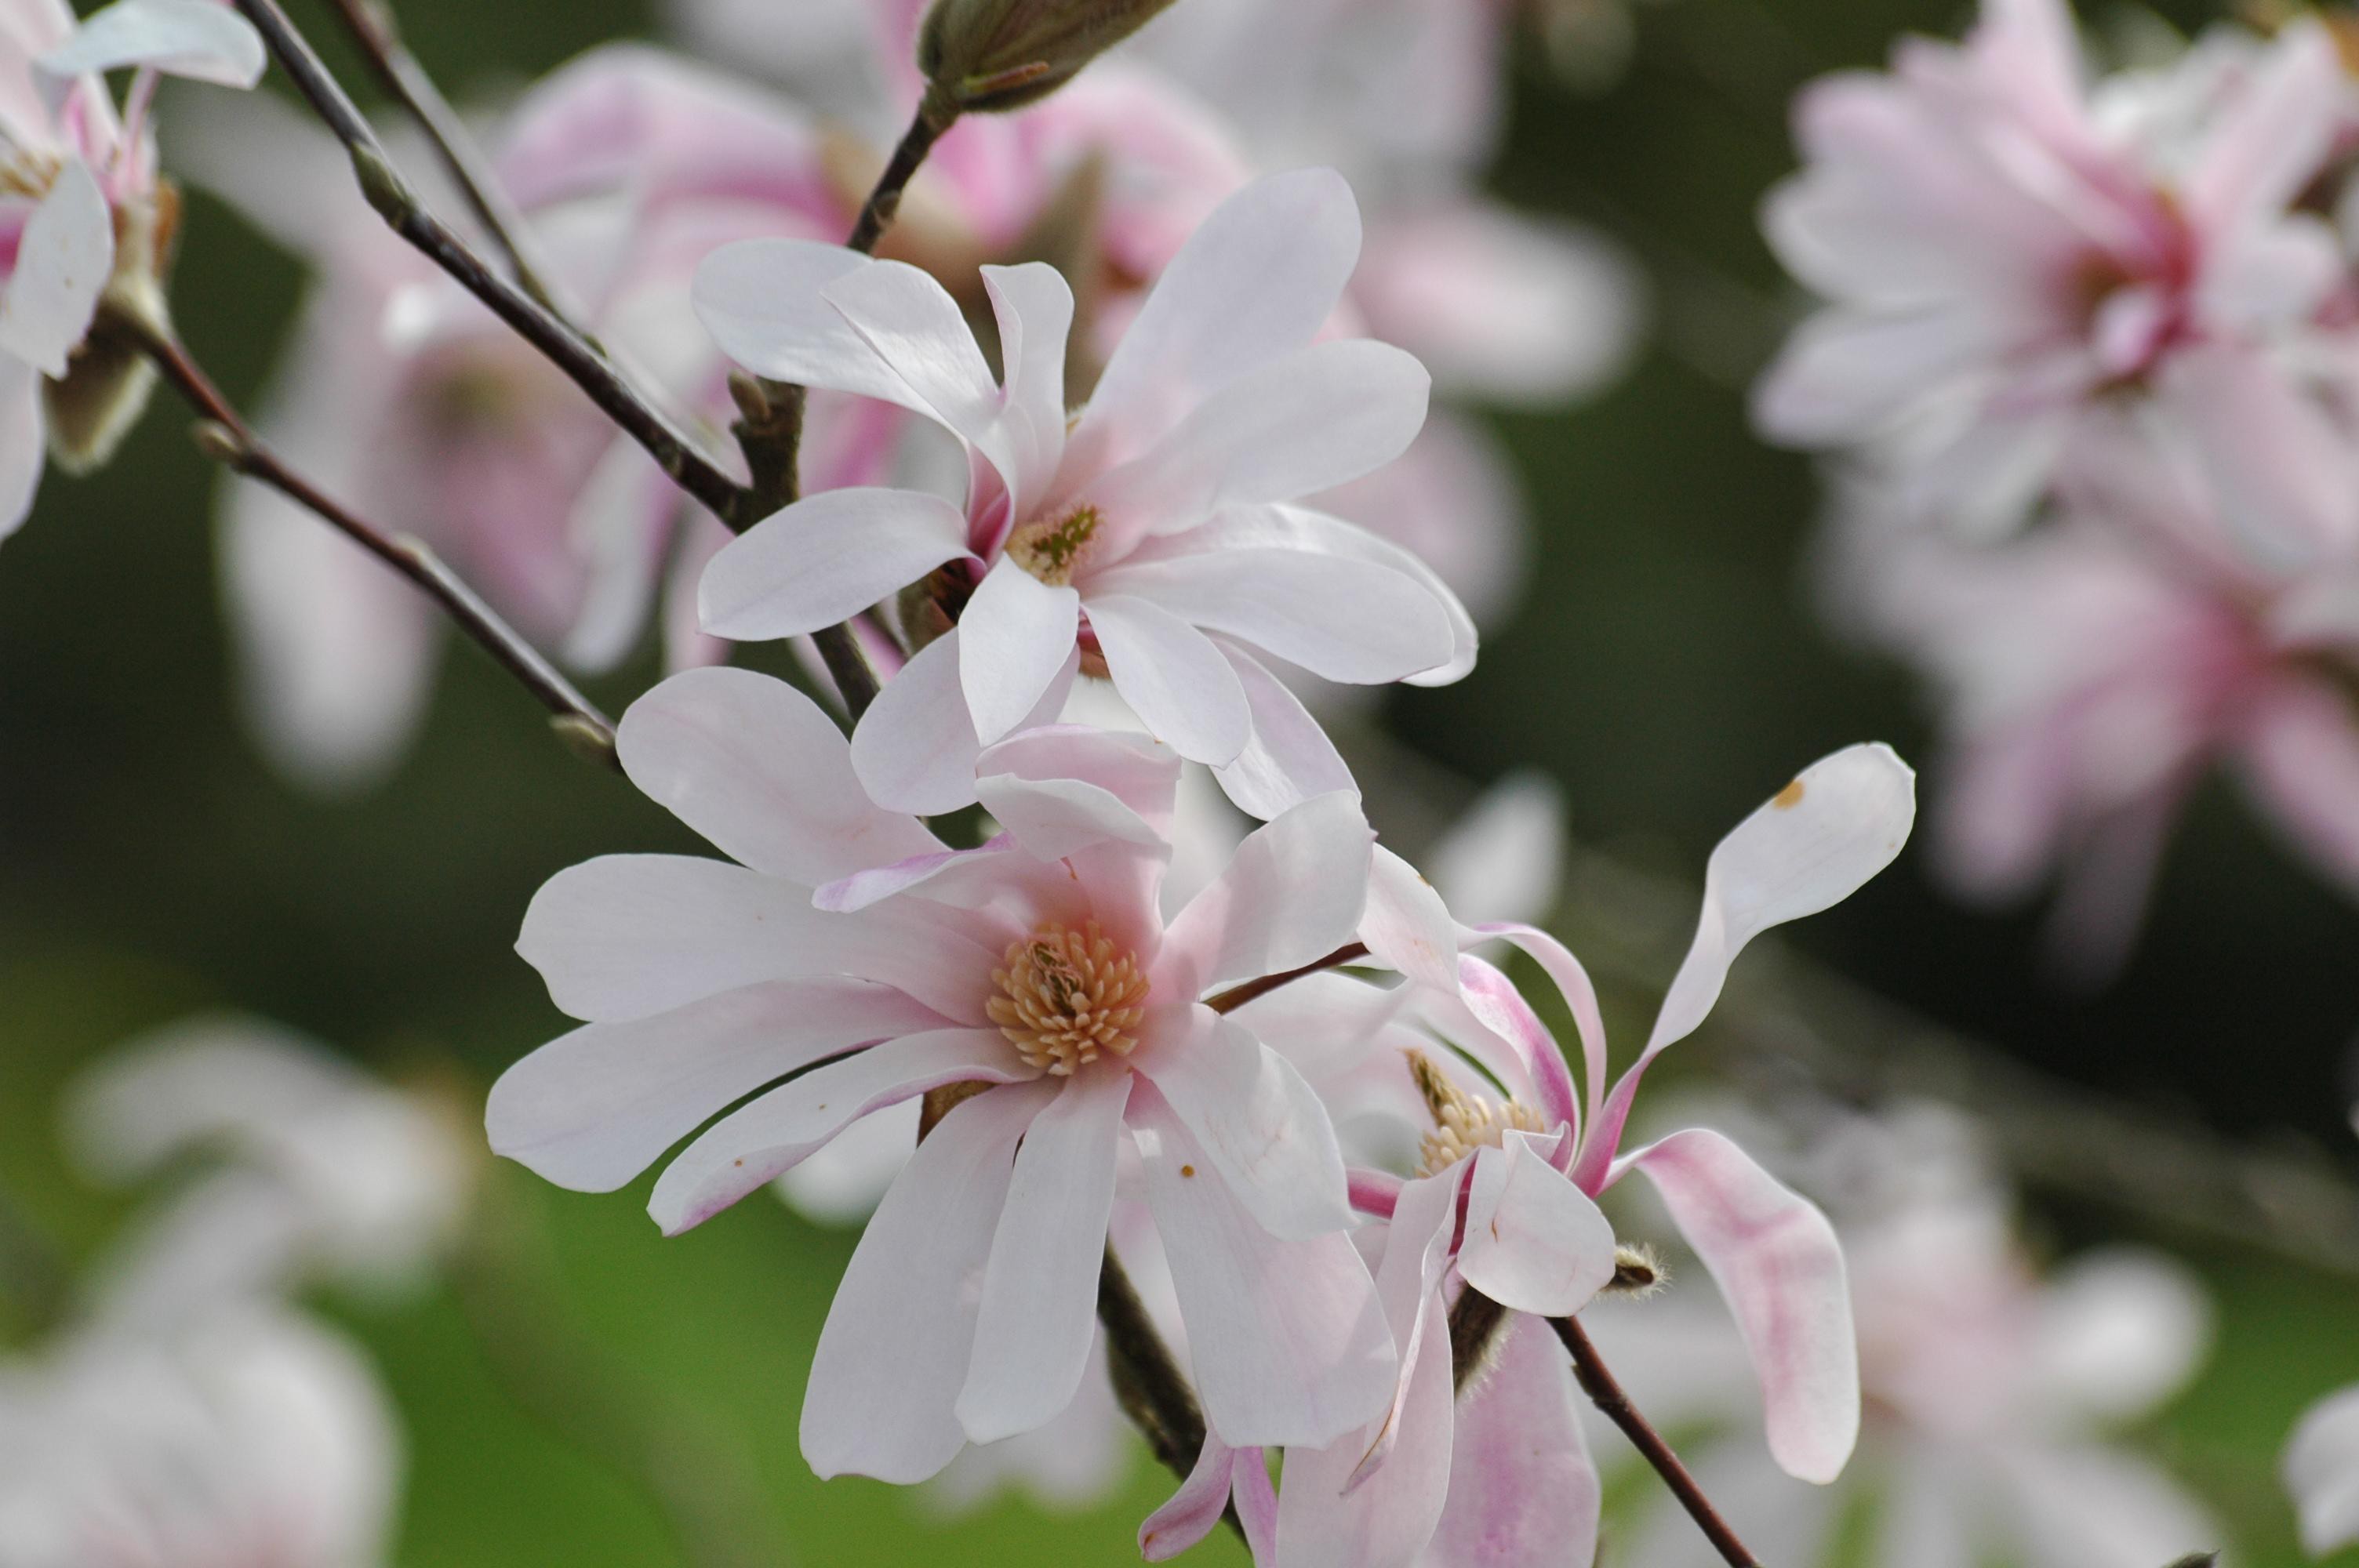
[1757,0,2355,550]
[0,0,261,536]
[488,666,1400,1479]
[2287,1382,2359,1556]
[1134,743,1916,1566]
[692,169,1475,820]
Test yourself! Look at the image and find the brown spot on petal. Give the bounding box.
[1179,1164,1195,1178]
[1772,778,1806,810]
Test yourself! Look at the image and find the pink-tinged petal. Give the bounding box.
[1164,791,1373,996]
[980,262,1071,514]
[1360,846,1459,993]
[958,1070,1130,1443]
[0,158,110,378]
[1458,956,1578,1138]
[1076,168,1362,469]
[812,835,1015,914]
[1208,637,1356,821]
[616,666,942,884]
[975,774,1160,860]
[1427,1312,1599,1568]
[2287,1385,2359,1555]
[1086,592,1252,766]
[1456,1133,1614,1316]
[1090,547,1455,684]
[1140,1436,1244,1563]
[649,1028,1035,1233]
[1467,924,1607,1148]
[0,354,42,539]
[1750,307,1990,448]
[961,555,1082,743]
[2241,677,2359,895]
[1275,1172,1457,1568]
[37,0,263,86]
[2183,20,2342,232]
[976,723,1181,837]
[802,1080,1055,1483]
[692,240,922,412]
[1137,1009,1352,1240]
[2154,348,2359,567]
[1347,1167,1403,1220]
[485,979,954,1192]
[1618,1128,1858,1484]
[518,854,999,1022]
[1131,1079,1394,1448]
[1085,339,1431,538]
[1233,1444,1278,1562]
[1430,775,1563,929]
[697,487,969,641]
[852,627,985,815]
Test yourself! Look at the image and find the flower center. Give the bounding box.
[1409,1051,1547,1177]
[1005,505,1101,587]
[0,150,62,201]
[987,920,1150,1075]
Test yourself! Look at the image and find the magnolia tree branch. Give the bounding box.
[1548,1312,1761,1568]
[1205,943,1370,1015]
[227,0,744,521]
[126,317,621,768]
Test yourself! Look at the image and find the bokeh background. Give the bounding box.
[4,0,2357,1563]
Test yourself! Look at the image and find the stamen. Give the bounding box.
[1005,505,1101,587]
[987,919,1150,1075]
[1408,1050,1548,1177]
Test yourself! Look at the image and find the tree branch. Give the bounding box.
[1549,1312,1760,1568]
[128,316,621,770]
[1205,943,1369,1015]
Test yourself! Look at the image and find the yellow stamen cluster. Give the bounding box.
[1005,505,1102,586]
[987,920,1150,1075]
[0,150,62,200]
[1410,1051,1547,1178]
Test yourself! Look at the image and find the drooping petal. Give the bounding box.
[1137,1009,1353,1241]
[1091,547,1456,684]
[801,1080,1055,1483]
[1617,1128,1859,1484]
[485,979,955,1192]
[649,1028,1036,1233]
[616,666,942,884]
[37,0,264,86]
[1132,1080,1393,1449]
[1426,1312,1600,1568]
[1466,924,1607,1145]
[1086,592,1252,766]
[0,159,111,379]
[1161,790,1373,996]
[1456,1131,1616,1316]
[961,555,1082,744]
[957,1069,1130,1443]
[1140,1435,1245,1563]
[2286,1385,2359,1555]
[1208,638,1357,821]
[697,487,969,641]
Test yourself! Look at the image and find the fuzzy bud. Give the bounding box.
[917,0,1178,115]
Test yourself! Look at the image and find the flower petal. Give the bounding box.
[1163,791,1373,996]
[0,355,42,539]
[1358,846,1460,994]
[1426,1312,1600,1568]
[1618,1128,1859,1484]
[692,240,922,412]
[1140,1434,1244,1563]
[961,555,1081,744]
[957,1069,1130,1443]
[1132,1079,1393,1448]
[1457,1132,1615,1316]
[649,1027,1035,1234]
[697,487,969,641]
[823,257,1020,484]
[801,1080,1056,1483]
[980,262,1072,515]
[977,723,1182,839]
[1208,638,1357,821]
[485,979,955,1192]
[1085,592,1252,766]
[1091,546,1456,684]
[616,666,942,884]
[1139,1009,1353,1241]
[38,0,264,86]
[2287,1384,2359,1555]
[0,158,111,379]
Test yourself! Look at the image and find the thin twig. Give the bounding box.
[1549,1312,1761,1568]
[128,317,621,769]
[318,0,580,325]
[845,94,956,258]
[1205,943,1369,1015]
[228,0,743,521]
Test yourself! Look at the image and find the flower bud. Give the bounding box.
[916,0,1177,115]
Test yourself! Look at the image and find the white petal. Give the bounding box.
[1092,546,1456,684]
[1358,845,1461,994]
[852,627,986,815]
[1086,592,1252,765]
[1139,1009,1353,1240]
[976,724,1183,840]
[2287,1384,2359,1555]
[649,1028,1035,1233]
[1456,1132,1617,1317]
[961,555,1081,743]
[692,240,921,412]
[1429,773,1564,929]
[698,487,969,641]
[1208,638,1357,821]
[957,1070,1130,1443]
[38,0,264,86]
[1131,1080,1394,1449]
[0,354,45,539]
[980,262,1073,514]
[617,666,942,884]
[485,979,955,1192]
[801,1080,1055,1483]
[824,259,1019,483]
[1162,790,1372,995]
[0,159,111,378]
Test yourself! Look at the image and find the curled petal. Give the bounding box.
[38,0,264,86]
[697,488,969,641]
[1456,1132,1616,1317]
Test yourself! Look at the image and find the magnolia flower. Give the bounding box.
[63,1014,474,1323]
[1593,1113,2216,1568]
[0,1307,401,1568]
[2287,1383,2359,1556]
[1756,0,2354,550]
[1134,743,1917,1566]
[0,0,261,535]
[489,666,1399,1479]
[693,169,1475,819]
